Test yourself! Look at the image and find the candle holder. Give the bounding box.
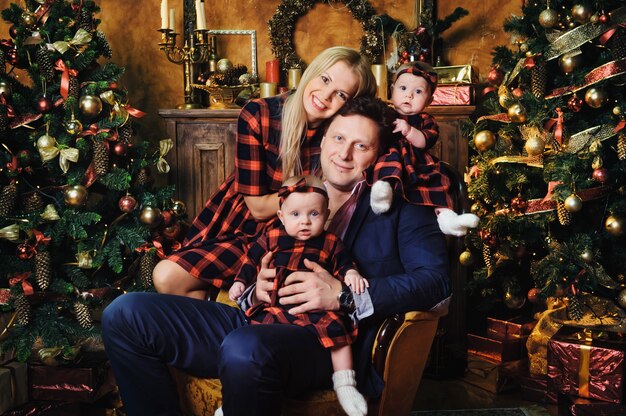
[158,27,209,109]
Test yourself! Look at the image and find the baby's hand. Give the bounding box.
[344,270,369,295]
[229,281,246,301]
[392,119,411,137]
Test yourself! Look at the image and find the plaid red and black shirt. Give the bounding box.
[167,95,322,287]
[369,111,453,209]
[239,220,358,349]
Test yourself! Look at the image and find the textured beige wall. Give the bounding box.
[0,0,519,144]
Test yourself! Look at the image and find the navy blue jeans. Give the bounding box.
[102,292,333,416]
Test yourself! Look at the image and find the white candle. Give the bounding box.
[160,0,168,29]
[196,0,206,30]
[169,8,175,33]
[200,1,207,30]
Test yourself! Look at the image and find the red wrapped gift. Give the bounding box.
[463,354,527,393]
[467,332,528,363]
[558,393,626,416]
[487,316,536,340]
[548,327,626,404]
[520,375,557,404]
[29,359,115,403]
[431,84,475,106]
[0,360,28,413]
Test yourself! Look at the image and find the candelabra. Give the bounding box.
[158,26,209,109]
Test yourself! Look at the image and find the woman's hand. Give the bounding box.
[254,252,276,304]
[277,259,342,315]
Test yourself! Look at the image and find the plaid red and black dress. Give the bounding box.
[239,221,358,349]
[166,95,322,289]
[370,112,453,209]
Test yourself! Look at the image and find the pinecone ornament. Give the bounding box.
[0,183,18,217]
[134,168,151,187]
[93,140,110,176]
[567,296,584,321]
[618,133,626,161]
[77,7,93,32]
[14,293,30,326]
[22,192,44,213]
[95,31,113,58]
[73,301,93,328]
[557,201,571,225]
[118,124,133,142]
[139,251,158,287]
[34,250,52,290]
[68,76,80,101]
[531,60,547,99]
[0,50,5,74]
[482,245,493,273]
[609,28,626,61]
[35,47,55,82]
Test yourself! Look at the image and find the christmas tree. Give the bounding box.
[463,1,626,321]
[0,0,183,361]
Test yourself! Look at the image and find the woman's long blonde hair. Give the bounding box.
[279,47,377,178]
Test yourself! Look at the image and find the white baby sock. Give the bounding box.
[370,180,393,214]
[332,369,367,416]
[213,406,223,416]
[436,207,480,237]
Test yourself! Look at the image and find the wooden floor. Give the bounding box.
[413,377,557,416]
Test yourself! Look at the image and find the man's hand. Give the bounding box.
[277,258,342,315]
[254,252,276,304]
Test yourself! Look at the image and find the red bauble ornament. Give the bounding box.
[162,222,181,240]
[109,83,118,89]
[599,13,609,23]
[418,54,427,62]
[511,88,524,98]
[8,25,17,39]
[401,50,409,58]
[161,209,174,227]
[567,95,583,112]
[592,167,609,183]
[118,194,137,213]
[7,48,18,66]
[478,229,499,247]
[511,196,528,212]
[36,96,53,113]
[527,287,541,304]
[17,243,36,260]
[113,142,128,156]
[487,67,505,86]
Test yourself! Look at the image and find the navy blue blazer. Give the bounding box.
[342,188,450,397]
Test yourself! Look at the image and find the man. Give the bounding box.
[102,96,449,416]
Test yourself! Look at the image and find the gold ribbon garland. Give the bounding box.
[564,124,617,153]
[157,139,173,173]
[490,155,544,168]
[50,28,92,54]
[0,224,19,242]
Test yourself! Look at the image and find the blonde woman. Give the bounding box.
[153,47,376,299]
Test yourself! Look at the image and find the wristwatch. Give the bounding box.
[338,283,356,313]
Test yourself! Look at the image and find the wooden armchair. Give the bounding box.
[170,162,468,415]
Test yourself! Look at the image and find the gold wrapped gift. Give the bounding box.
[433,65,477,84]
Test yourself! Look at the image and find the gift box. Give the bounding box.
[0,360,29,413]
[462,354,527,393]
[487,316,536,340]
[433,65,477,84]
[467,332,528,363]
[520,374,557,404]
[548,326,626,404]
[558,393,626,416]
[431,84,475,106]
[29,358,115,403]
[4,401,81,416]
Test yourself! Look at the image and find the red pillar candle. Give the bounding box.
[266,59,280,83]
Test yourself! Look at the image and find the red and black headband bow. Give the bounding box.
[278,178,328,206]
[394,62,438,92]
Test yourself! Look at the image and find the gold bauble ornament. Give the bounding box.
[78,95,103,118]
[0,80,12,97]
[559,52,583,74]
[459,249,474,266]
[504,290,526,309]
[21,12,37,28]
[564,194,583,213]
[585,87,608,109]
[498,93,515,109]
[605,215,624,236]
[139,206,162,227]
[217,58,233,73]
[539,9,559,28]
[64,185,88,207]
[590,13,599,23]
[470,202,485,217]
[524,136,545,156]
[171,200,187,217]
[613,106,622,116]
[519,43,529,53]
[37,134,56,149]
[65,118,83,135]
[571,4,592,23]
[474,130,496,152]
[618,289,626,308]
[508,103,527,123]
[580,248,594,263]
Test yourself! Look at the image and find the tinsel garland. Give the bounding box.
[268,0,383,70]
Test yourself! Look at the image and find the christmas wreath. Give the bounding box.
[268,0,382,70]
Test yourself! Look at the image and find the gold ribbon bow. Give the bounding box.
[59,147,79,173]
[157,139,173,173]
[76,251,94,269]
[0,224,19,242]
[41,204,60,221]
[51,28,92,54]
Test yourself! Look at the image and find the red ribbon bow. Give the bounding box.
[33,229,51,249]
[54,59,78,100]
[123,104,147,118]
[6,156,20,173]
[599,23,626,45]
[0,94,16,118]
[615,119,626,133]
[80,124,116,141]
[278,178,328,205]
[544,108,564,145]
[9,272,34,296]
